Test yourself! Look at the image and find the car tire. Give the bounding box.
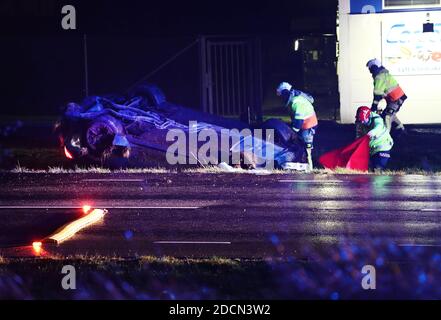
[128,83,166,107]
[85,115,125,156]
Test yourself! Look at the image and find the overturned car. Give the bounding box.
[56,84,308,170]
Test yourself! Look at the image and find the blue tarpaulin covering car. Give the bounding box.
[56,84,307,170]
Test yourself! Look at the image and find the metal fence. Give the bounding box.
[200,36,262,121]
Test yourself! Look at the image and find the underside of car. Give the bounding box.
[56,84,307,170]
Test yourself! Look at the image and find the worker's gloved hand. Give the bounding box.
[376,108,383,115]
[291,119,304,134]
[292,128,301,140]
[367,131,377,139]
[290,128,302,143]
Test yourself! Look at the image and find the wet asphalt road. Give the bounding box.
[0,172,441,258]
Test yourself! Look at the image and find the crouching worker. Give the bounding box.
[276,82,318,171]
[356,106,393,171]
[104,134,131,170]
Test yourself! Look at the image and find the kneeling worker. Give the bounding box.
[356,106,394,171]
[276,82,318,171]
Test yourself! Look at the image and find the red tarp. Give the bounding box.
[319,135,370,172]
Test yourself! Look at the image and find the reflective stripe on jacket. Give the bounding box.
[287,95,318,130]
[374,70,405,102]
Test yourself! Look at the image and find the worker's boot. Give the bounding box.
[306,147,313,172]
[390,114,407,138]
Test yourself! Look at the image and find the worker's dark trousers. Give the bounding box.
[299,126,317,171]
[371,151,390,170]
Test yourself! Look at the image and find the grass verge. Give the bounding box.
[4,165,441,176]
[0,256,277,299]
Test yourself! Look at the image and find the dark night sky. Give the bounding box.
[84,0,337,36]
[0,0,337,36]
[0,0,337,115]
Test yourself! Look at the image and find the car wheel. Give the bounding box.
[128,83,166,108]
[85,115,125,157]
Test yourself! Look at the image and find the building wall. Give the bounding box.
[338,0,441,124]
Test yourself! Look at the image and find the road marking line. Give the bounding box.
[81,179,145,182]
[154,241,231,245]
[105,206,200,210]
[0,206,199,210]
[420,209,441,212]
[279,180,344,183]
